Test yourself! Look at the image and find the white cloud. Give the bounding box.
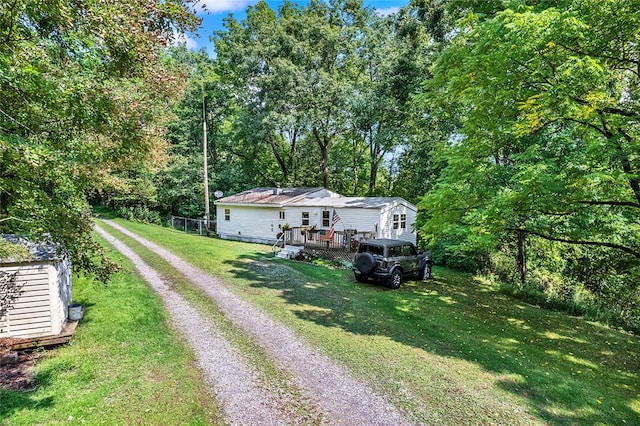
[171,31,199,50]
[196,1,258,14]
[375,7,400,17]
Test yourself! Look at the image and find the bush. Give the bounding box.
[426,238,487,272]
[484,239,640,334]
[115,205,161,225]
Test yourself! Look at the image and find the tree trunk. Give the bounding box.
[516,229,527,286]
[369,162,378,194]
[313,127,330,188]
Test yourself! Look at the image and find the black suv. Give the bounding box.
[352,239,432,289]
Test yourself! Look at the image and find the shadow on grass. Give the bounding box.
[91,206,118,219]
[0,369,54,418]
[225,255,639,424]
[0,298,96,419]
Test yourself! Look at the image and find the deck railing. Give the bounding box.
[282,227,376,252]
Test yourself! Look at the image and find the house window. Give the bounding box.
[393,214,407,230]
[224,208,230,221]
[279,211,285,220]
[322,210,330,227]
[302,211,309,226]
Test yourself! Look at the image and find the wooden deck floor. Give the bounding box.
[1,319,80,351]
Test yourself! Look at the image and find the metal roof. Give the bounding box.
[1,235,60,264]
[214,188,416,211]
[215,187,327,206]
[290,196,416,210]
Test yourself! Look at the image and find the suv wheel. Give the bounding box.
[387,270,402,289]
[355,274,368,283]
[355,252,376,275]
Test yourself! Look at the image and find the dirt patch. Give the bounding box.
[0,350,42,391]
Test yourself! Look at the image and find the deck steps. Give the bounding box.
[275,245,305,259]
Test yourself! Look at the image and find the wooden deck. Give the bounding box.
[0,319,80,351]
[277,227,376,262]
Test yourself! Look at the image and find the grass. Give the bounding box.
[101,218,640,425]
[0,233,223,426]
[93,221,324,424]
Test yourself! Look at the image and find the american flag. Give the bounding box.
[328,210,341,239]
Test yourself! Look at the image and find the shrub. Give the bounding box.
[115,206,161,225]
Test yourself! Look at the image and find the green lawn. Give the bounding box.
[98,219,640,425]
[0,233,223,426]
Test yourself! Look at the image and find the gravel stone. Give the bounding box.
[95,226,291,425]
[98,220,418,425]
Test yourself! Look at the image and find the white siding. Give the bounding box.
[282,206,380,235]
[283,206,324,229]
[332,208,379,233]
[50,259,71,335]
[0,259,72,338]
[0,263,53,338]
[215,195,418,244]
[380,203,417,243]
[216,205,281,243]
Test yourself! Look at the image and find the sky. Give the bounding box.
[180,0,411,56]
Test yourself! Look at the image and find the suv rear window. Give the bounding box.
[358,244,384,256]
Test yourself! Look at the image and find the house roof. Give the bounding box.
[291,196,417,211]
[214,187,416,211]
[1,235,60,264]
[215,187,328,206]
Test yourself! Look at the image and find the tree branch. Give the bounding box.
[577,200,640,209]
[570,95,639,119]
[509,227,640,259]
[0,216,31,223]
[555,42,640,78]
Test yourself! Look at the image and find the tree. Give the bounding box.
[0,0,199,280]
[418,0,640,308]
[214,0,376,189]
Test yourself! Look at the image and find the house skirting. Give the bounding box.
[217,233,276,246]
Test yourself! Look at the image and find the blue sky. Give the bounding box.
[181,0,410,55]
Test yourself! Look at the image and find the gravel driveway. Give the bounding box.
[96,221,418,426]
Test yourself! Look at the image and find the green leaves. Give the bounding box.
[0,1,198,281]
[415,1,640,324]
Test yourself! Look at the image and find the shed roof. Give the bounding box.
[1,235,60,264]
[215,187,328,206]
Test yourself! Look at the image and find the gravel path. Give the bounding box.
[94,226,292,425]
[97,220,417,426]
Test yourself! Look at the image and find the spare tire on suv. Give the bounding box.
[352,239,431,289]
[355,251,376,275]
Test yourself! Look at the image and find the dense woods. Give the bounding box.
[1,0,638,331]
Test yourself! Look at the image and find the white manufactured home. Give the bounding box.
[0,236,72,339]
[214,187,418,245]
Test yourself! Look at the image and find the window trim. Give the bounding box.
[322,210,330,227]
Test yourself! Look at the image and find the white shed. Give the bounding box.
[0,236,72,339]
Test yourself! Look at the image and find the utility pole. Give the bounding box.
[202,81,210,231]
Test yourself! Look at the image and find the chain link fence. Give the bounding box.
[170,216,216,236]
